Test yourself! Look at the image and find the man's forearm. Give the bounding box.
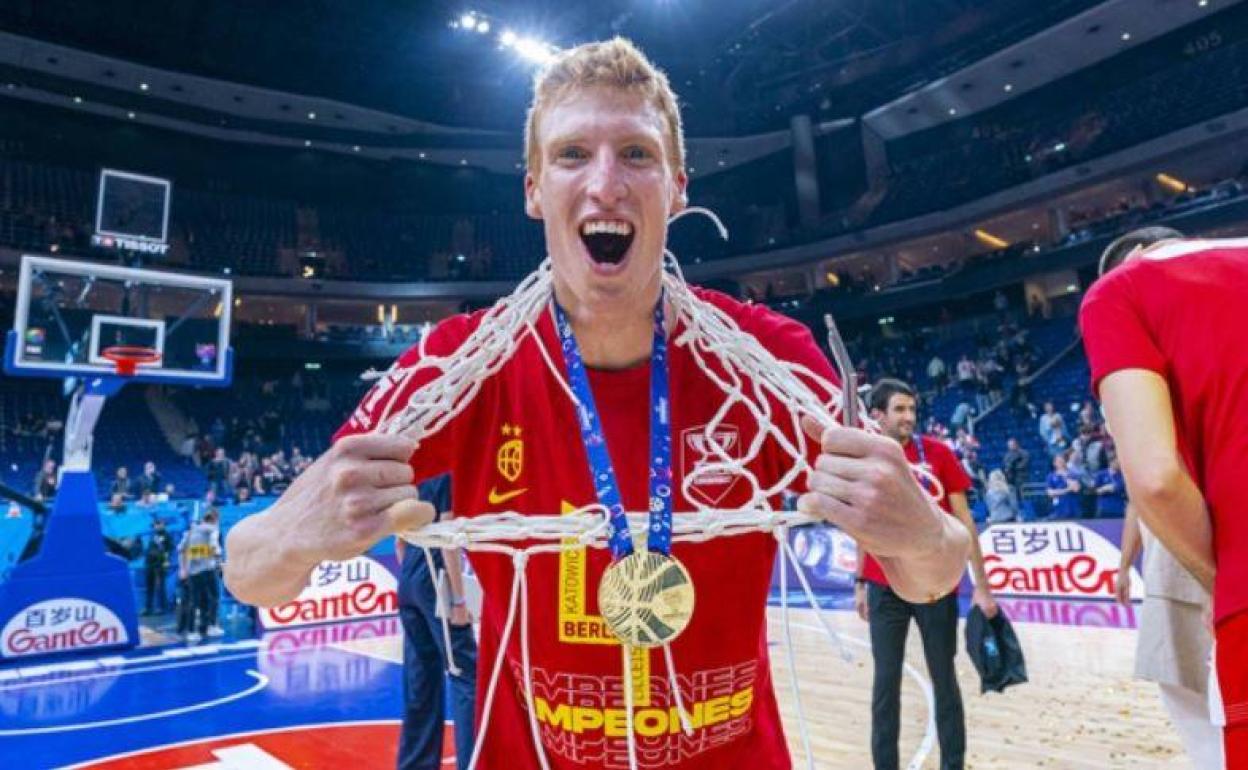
[443,547,467,601]
[1131,468,1214,591]
[876,513,970,603]
[223,507,316,607]
[950,495,989,587]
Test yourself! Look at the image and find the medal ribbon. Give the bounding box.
[552,293,673,560]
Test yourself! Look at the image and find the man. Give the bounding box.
[1080,225,1242,765]
[1001,438,1030,491]
[143,518,175,615]
[1093,457,1127,519]
[226,38,969,769]
[138,461,163,497]
[396,474,477,770]
[178,508,222,643]
[1116,504,1219,768]
[111,466,132,500]
[854,379,997,770]
[32,458,57,502]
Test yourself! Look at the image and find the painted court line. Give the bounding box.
[0,670,269,735]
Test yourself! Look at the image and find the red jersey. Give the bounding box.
[860,435,970,589]
[1080,239,1248,623]
[336,288,834,770]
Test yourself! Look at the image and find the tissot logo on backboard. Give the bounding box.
[978,522,1143,600]
[680,424,742,506]
[1,598,128,658]
[259,555,398,630]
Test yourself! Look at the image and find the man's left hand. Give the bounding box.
[972,585,999,618]
[797,417,943,561]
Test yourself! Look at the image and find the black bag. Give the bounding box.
[964,606,1028,694]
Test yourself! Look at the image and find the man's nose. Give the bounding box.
[586,152,628,206]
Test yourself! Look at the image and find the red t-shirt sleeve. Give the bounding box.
[727,298,843,470]
[928,438,972,499]
[331,314,476,482]
[1079,266,1168,398]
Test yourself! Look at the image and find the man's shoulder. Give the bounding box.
[689,286,821,358]
[393,311,488,367]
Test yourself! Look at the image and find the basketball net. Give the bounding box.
[385,209,945,770]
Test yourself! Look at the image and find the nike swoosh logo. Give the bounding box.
[488,487,528,505]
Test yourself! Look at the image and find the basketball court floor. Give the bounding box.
[1,596,1187,769]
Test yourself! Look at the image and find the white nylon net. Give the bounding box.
[386,211,944,770]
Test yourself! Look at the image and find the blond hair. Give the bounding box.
[524,37,685,175]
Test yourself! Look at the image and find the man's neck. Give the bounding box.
[553,277,667,370]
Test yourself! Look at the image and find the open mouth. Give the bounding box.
[579,219,635,266]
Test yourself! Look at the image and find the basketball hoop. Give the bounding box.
[101,345,161,376]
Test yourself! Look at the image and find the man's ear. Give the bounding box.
[670,166,689,215]
[524,172,542,220]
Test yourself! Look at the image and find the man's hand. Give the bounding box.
[798,417,943,560]
[224,434,434,607]
[449,602,472,627]
[1114,567,1132,607]
[272,434,433,564]
[853,582,869,622]
[972,585,999,618]
[797,417,970,603]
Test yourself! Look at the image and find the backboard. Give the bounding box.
[5,254,233,386]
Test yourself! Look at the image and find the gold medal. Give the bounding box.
[598,551,696,648]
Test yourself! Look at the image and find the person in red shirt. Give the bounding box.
[1080,226,1243,767]
[854,379,997,770]
[224,38,970,769]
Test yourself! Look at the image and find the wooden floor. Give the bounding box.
[767,608,1189,769]
[336,607,1191,769]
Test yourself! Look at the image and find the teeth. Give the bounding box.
[580,220,633,236]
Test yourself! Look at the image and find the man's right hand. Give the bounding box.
[1114,566,1131,607]
[224,434,434,607]
[273,434,434,564]
[854,582,869,622]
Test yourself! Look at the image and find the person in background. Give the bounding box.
[206,448,231,500]
[1094,457,1128,519]
[985,470,1020,524]
[177,507,223,643]
[855,378,997,770]
[1045,454,1080,520]
[1116,504,1219,768]
[395,474,478,770]
[138,461,163,497]
[111,466,133,500]
[143,518,175,615]
[1001,438,1030,491]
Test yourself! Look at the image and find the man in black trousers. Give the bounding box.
[396,474,478,770]
[855,379,998,770]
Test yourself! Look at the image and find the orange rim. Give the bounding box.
[101,345,162,376]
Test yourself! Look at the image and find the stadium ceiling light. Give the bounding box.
[419,151,427,158]
[973,228,1010,249]
[127,111,136,119]
[73,95,83,103]
[477,20,491,34]
[460,12,477,29]
[304,140,312,147]
[139,82,149,91]
[307,111,316,120]
[1121,32,1131,41]
[1199,0,1209,6]
[948,107,957,116]
[1003,83,1014,92]
[510,36,559,65]
[501,29,517,46]
[352,145,361,152]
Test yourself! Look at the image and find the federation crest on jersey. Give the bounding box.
[680,424,743,506]
[497,423,524,482]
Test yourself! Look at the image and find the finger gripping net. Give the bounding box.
[384,217,944,770]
